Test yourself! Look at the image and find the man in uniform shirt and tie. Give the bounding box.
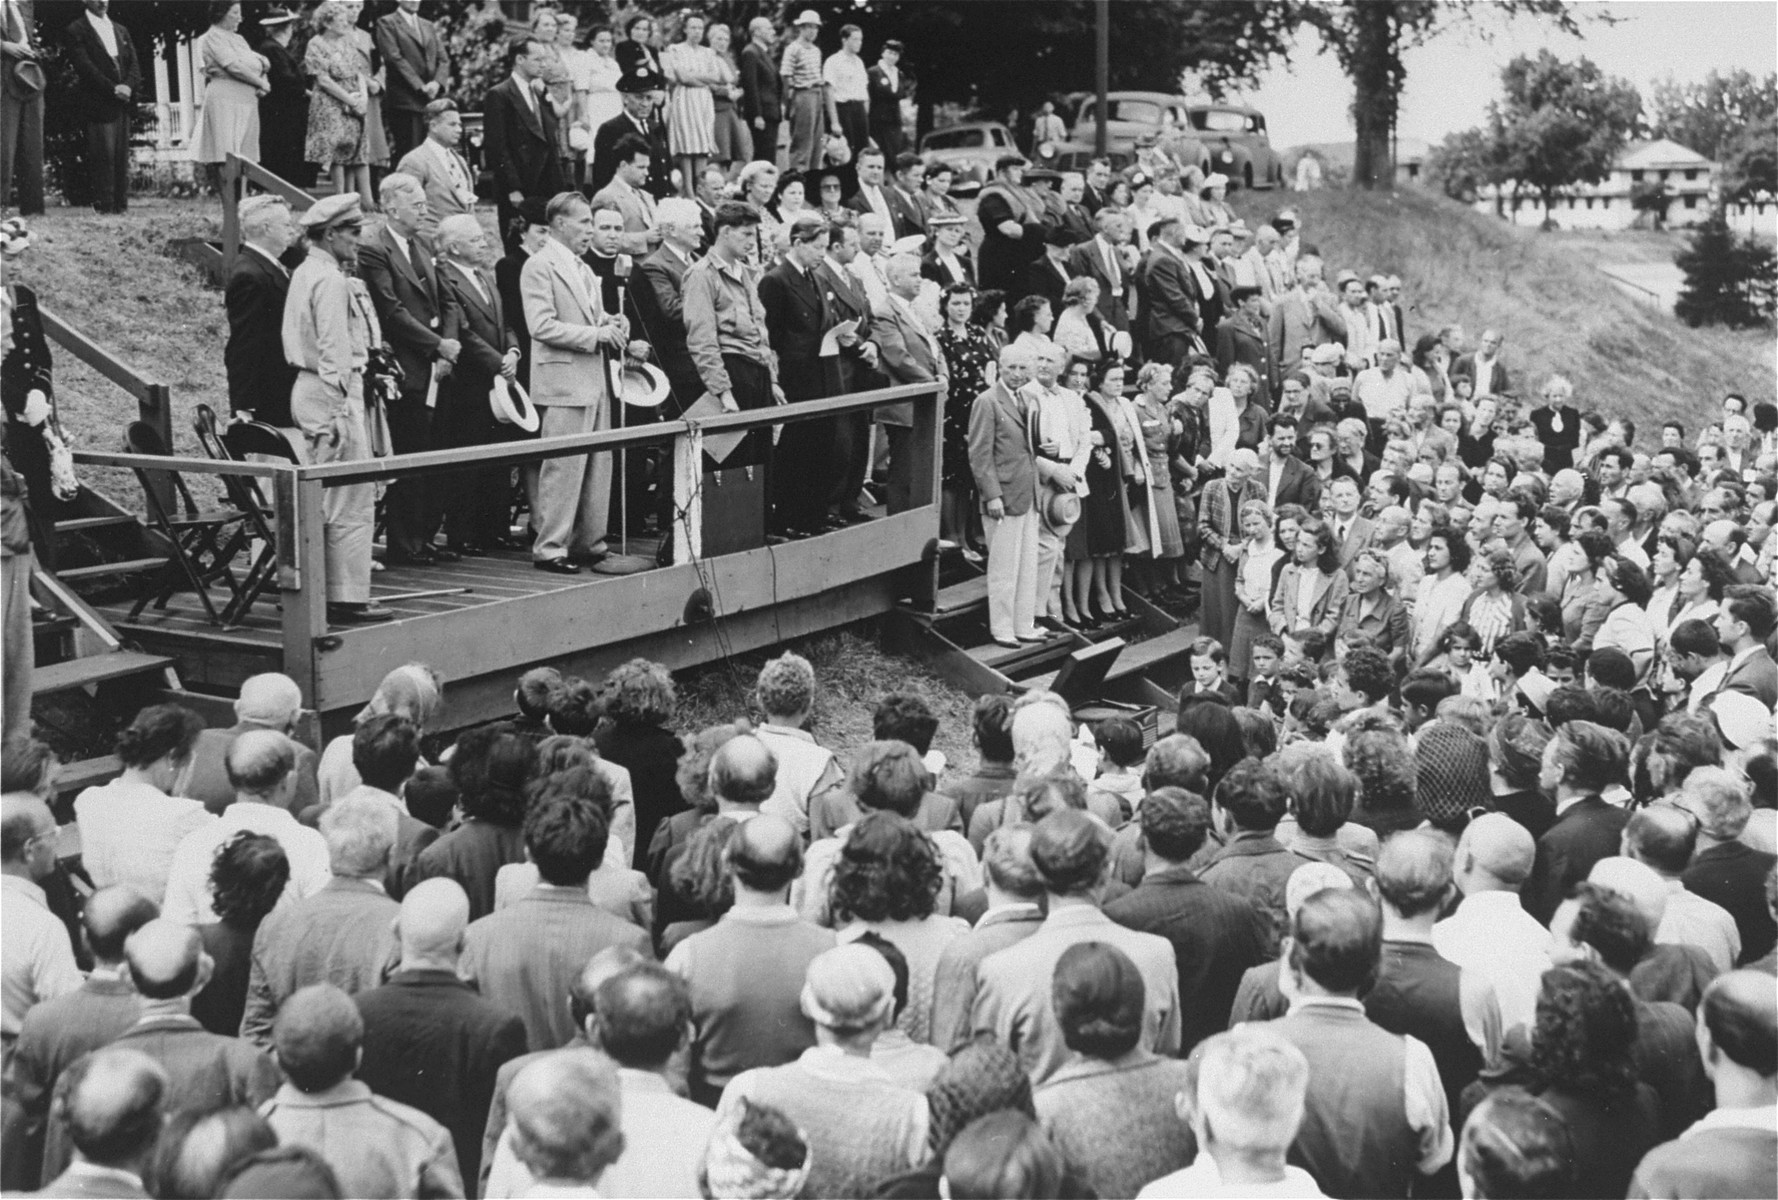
[281,195,392,625]
[395,100,477,226]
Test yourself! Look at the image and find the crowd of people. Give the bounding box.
[2,607,1776,1199]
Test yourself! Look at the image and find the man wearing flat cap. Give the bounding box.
[281,193,392,625]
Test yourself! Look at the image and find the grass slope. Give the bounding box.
[1233,187,1775,431]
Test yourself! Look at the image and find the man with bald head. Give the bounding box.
[2,792,80,1045]
[261,984,463,1199]
[666,813,835,1106]
[40,921,279,1184]
[1432,813,1553,1037]
[1629,970,1778,1199]
[160,729,330,927]
[505,1049,625,1194]
[5,888,156,1188]
[353,878,527,1189]
[183,673,320,817]
[37,1047,167,1199]
[709,734,779,817]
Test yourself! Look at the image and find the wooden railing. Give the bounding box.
[39,305,174,453]
[219,153,319,274]
[72,381,943,701]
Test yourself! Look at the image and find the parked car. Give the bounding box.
[1043,142,1135,177]
[1186,104,1285,190]
[1069,91,1210,174]
[919,121,1018,196]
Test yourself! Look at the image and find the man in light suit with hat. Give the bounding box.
[969,344,1042,648]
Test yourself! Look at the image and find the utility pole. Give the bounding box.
[1094,0,1109,157]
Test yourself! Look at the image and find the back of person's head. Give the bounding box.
[82,886,159,966]
[848,738,926,817]
[523,781,612,886]
[1680,765,1753,840]
[700,1097,811,1200]
[1095,717,1145,769]
[942,1111,1065,1200]
[1341,715,1417,815]
[448,723,534,826]
[207,833,289,928]
[352,713,421,793]
[1459,1088,1575,1199]
[365,662,444,730]
[1011,768,1088,823]
[1143,732,1210,794]
[1011,698,1074,774]
[831,811,942,924]
[1190,1025,1310,1162]
[402,765,458,830]
[1488,712,1553,792]
[1585,647,1636,691]
[1563,880,1651,973]
[567,946,652,1032]
[1287,887,1381,996]
[1030,809,1108,896]
[1700,970,1778,1078]
[709,733,779,808]
[593,962,692,1069]
[272,984,362,1093]
[546,676,602,737]
[319,792,399,880]
[1177,699,1245,795]
[516,667,565,720]
[754,653,816,720]
[925,1039,1036,1159]
[981,824,1043,901]
[972,694,1017,763]
[725,813,803,895]
[152,1106,278,1200]
[506,1049,625,1187]
[114,704,205,770]
[1274,743,1357,838]
[1341,646,1394,704]
[1141,787,1212,864]
[800,942,896,1035]
[1456,812,1536,890]
[1233,707,1279,761]
[1548,720,1629,794]
[126,920,207,1001]
[224,730,297,802]
[1374,829,1454,917]
[1543,686,1599,730]
[1052,941,1145,1060]
[873,693,939,754]
[215,1144,344,1199]
[1589,686,1635,735]
[56,1046,166,1171]
[1531,959,1639,1098]
[1494,632,1548,679]
[396,878,470,966]
[1401,668,1459,716]
[1586,855,1669,936]
[1214,757,1291,832]
[1622,804,1698,875]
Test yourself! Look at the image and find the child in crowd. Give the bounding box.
[1435,621,1494,704]
[1090,717,1146,823]
[1184,637,1242,705]
[1246,632,1287,715]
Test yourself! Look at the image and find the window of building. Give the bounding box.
[1685,169,1699,181]
[1684,195,1698,209]
[1631,169,1644,182]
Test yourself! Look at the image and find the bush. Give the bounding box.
[1674,213,1777,330]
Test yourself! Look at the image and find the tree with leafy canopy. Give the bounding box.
[1424,127,1495,204]
[1298,1,1584,193]
[1648,70,1778,202]
[1674,214,1777,330]
[1483,50,1643,227]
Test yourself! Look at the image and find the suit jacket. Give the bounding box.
[737,40,782,124]
[813,258,876,394]
[968,381,1038,518]
[184,722,318,817]
[630,245,698,407]
[437,260,514,383]
[374,11,448,115]
[1718,646,1778,710]
[1139,247,1200,344]
[395,137,476,221]
[1267,288,1347,371]
[1331,513,1376,569]
[1525,796,1630,925]
[757,259,831,400]
[1683,841,1778,967]
[1270,564,1348,637]
[357,227,458,400]
[920,249,975,290]
[1267,454,1321,511]
[1215,314,1278,403]
[871,294,943,427]
[519,242,611,410]
[223,248,299,426]
[1024,255,1071,313]
[29,1164,149,1199]
[3,975,139,1189]
[1065,238,1132,331]
[591,111,672,199]
[1451,353,1509,396]
[354,968,529,1192]
[239,877,401,1046]
[929,904,1044,1053]
[589,178,658,257]
[63,12,141,121]
[845,185,922,240]
[867,64,903,135]
[482,77,562,201]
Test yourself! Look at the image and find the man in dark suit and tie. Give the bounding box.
[591,69,672,200]
[1260,414,1320,513]
[738,16,782,170]
[844,146,920,239]
[814,221,881,526]
[1065,208,1132,332]
[375,0,449,161]
[433,214,520,555]
[482,38,562,254]
[628,197,703,416]
[867,41,905,161]
[357,172,462,565]
[223,196,301,427]
[1523,721,1631,925]
[759,214,838,537]
[1137,218,1203,368]
[873,253,947,514]
[64,0,141,214]
[1712,587,1778,710]
[1,0,44,215]
[1325,476,1374,571]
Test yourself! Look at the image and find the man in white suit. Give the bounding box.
[395,100,477,226]
[520,192,628,573]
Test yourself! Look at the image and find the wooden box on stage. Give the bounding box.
[701,466,765,556]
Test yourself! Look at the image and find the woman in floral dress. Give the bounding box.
[936,283,995,557]
[662,13,721,196]
[303,1,370,210]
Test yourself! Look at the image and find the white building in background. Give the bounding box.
[1473,137,1775,237]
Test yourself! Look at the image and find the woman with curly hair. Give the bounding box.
[1342,712,1421,838]
[192,833,289,1036]
[1269,516,1348,646]
[74,705,211,906]
[648,720,752,931]
[1523,959,1660,1199]
[660,815,738,955]
[595,658,685,870]
[830,811,966,1045]
[1458,547,1526,658]
[407,723,536,919]
[1589,554,1657,685]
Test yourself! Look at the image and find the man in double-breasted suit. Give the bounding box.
[738,18,782,170]
[872,254,947,515]
[968,346,1041,647]
[1065,209,1132,332]
[224,196,301,428]
[814,221,881,526]
[356,173,461,565]
[758,215,837,536]
[1,0,44,215]
[628,199,702,416]
[1137,219,1202,368]
[376,0,449,161]
[482,39,562,254]
[520,193,627,573]
[433,214,520,555]
[63,0,141,214]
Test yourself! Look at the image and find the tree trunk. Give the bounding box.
[1349,0,1398,192]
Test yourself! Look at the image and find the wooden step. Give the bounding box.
[56,557,165,581]
[54,515,140,533]
[965,631,1077,675]
[1103,626,1201,683]
[51,756,122,800]
[31,650,175,696]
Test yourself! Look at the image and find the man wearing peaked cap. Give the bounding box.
[591,60,672,198]
[282,192,393,625]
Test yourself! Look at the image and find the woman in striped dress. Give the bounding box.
[661,13,720,196]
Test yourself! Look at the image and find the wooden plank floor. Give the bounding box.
[96,538,665,642]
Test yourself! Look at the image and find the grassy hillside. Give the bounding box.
[1233,187,1774,432]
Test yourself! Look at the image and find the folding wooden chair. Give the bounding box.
[195,405,298,625]
[124,421,253,624]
